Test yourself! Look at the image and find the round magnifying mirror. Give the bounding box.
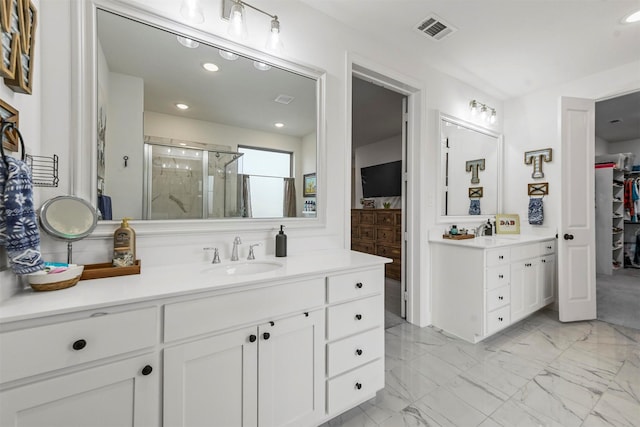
[39,196,98,263]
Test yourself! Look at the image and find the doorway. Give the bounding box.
[594,91,640,330]
[350,75,407,328]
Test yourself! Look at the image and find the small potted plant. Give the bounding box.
[383,202,391,209]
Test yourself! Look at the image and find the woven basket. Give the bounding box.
[30,276,80,292]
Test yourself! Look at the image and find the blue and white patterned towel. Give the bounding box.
[469,199,481,215]
[0,157,44,274]
[528,197,544,225]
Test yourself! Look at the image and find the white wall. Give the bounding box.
[608,138,640,165]
[504,60,640,235]
[105,72,144,220]
[353,135,402,208]
[595,136,609,155]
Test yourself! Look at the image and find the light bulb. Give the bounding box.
[180,0,204,24]
[228,1,248,39]
[480,105,488,121]
[469,100,478,115]
[219,49,239,61]
[489,109,497,124]
[266,17,284,54]
[253,61,271,71]
[176,103,189,110]
[177,36,199,49]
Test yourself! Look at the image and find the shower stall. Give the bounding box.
[142,137,244,220]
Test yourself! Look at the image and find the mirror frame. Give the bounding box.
[40,196,98,241]
[437,112,503,224]
[71,0,327,237]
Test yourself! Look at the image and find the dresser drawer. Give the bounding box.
[352,241,375,254]
[486,249,510,266]
[540,240,556,255]
[375,211,395,226]
[164,279,324,342]
[326,268,383,304]
[326,295,383,340]
[359,211,375,224]
[326,328,383,377]
[486,265,510,290]
[486,285,510,312]
[376,244,400,259]
[359,226,375,240]
[0,307,157,384]
[486,305,510,335]
[327,359,384,414]
[376,227,395,243]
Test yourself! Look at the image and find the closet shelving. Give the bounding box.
[623,170,640,268]
[595,165,624,274]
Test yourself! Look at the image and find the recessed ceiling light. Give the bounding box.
[623,9,640,23]
[253,61,271,71]
[179,143,187,146]
[274,122,284,128]
[202,62,219,72]
[176,36,199,48]
[176,103,189,110]
[219,49,239,61]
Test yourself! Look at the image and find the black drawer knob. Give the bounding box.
[498,296,504,300]
[141,365,153,376]
[542,259,546,263]
[355,349,363,356]
[355,314,363,321]
[249,334,257,343]
[498,255,504,259]
[355,382,362,390]
[498,317,503,322]
[547,246,552,249]
[263,332,270,340]
[72,339,87,351]
[498,274,504,279]
[355,282,363,289]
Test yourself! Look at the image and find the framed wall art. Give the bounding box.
[495,214,521,234]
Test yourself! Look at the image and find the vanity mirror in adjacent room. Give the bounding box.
[95,7,321,222]
[439,113,502,219]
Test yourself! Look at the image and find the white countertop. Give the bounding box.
[0,250,390,324]
[430,234,556,248]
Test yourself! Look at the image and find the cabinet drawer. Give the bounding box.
[486,249,510,266]
[327,295,383,341]
[540,240,556,255]
[359,226,375,240]
[0,307,157,384]
[351,211,359,225]
[486,285,510,312]
[352,241,375,254]
[376,244,400,259]
[326,268,383,304]
[359,211,375,224]
[511,243,539,261]
[327,328,383,377]
[327,359,384,414]
[375,211,395,225]
[486,265,510,290]
[351,225,360,238]
[164,279,324,342]
[486,305,510,335]
[376,227,395,243]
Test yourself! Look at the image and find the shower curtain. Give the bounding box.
[283,178,297,217]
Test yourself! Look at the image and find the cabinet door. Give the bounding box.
[540,255,556,306]
[164,326,258,427]
[258,310,325,427]
[510,260,540,322]
[0,354,158,427]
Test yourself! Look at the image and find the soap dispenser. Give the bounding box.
[275,225,287,257]
[484,219,493,236]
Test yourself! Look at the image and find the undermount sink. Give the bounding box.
[202,261,283,276]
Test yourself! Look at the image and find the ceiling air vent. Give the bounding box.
[274,94,295,105]
[415,14,457,41]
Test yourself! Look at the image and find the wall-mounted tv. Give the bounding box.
[361,160,402,197]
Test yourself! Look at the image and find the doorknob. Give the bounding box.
[563,233,574,240]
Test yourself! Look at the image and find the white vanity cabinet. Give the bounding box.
[432,237,556,343]
[0,253,388,427]
[0,307,160,427]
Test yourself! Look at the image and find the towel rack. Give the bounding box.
[528,182,549,196]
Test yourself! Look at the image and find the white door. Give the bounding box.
[258,310,325,427]
[0,354,158,427]
[559,96,597,322]
[163,326,258,427]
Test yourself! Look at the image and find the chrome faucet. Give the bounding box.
[203,247,221,264]
[475,224,485,236]
[247,243,261,260]
[231,236,242,261]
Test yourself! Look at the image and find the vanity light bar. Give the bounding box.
[469,99,497,124]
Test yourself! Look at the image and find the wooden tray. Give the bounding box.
[442,234,475,240]
[80,260,141,280]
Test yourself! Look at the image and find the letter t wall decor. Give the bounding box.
[466,158,485,184]
[0,0,37,95]
[524,148,552,179]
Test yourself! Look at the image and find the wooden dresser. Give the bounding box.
[351,209,402,280]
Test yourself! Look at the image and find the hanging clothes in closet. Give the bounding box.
[623,175,640,222]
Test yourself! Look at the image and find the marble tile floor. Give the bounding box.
[322,309,640,427]
[385,278,404,329]
[597,268,640,331]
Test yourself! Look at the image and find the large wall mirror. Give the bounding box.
[94,6,321,223]
[439,113,502,220]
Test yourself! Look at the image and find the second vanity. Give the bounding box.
[430,234,557,343]
[0,250,387,427]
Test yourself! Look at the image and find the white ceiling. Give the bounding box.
[301,0,640,100]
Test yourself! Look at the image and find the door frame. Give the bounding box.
[346,53,424,325]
